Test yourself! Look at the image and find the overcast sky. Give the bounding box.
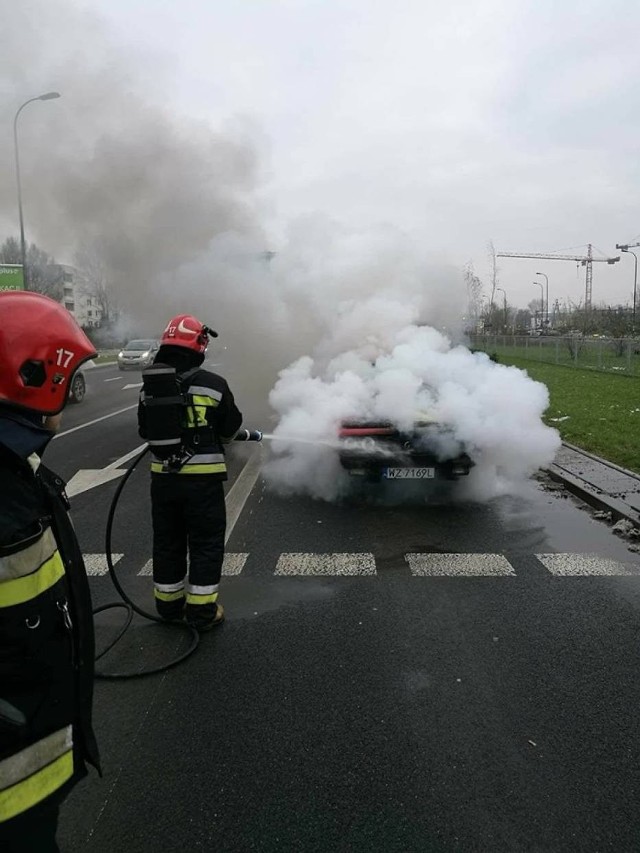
[6,0,640,311]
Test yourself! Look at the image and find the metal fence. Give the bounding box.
[469,335,640,377]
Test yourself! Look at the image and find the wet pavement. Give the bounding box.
[48,408,640,852]
[545,442,640,528]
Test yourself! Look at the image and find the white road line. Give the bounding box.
[84,553,123,576]
[537,554,640,577]
[65,443,148,497]
[222,553,249,575]
[83,551,640,578]
[136,554,249,577]
[138,559,153,576]
[225,449,263,544]
[406,553,516,576]
[104,377,121,382]
[103,444,147,471]
[122,383,143,390]
[275,553,376,576]
[54,404,138,439]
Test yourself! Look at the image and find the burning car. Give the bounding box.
[337,417,473,483]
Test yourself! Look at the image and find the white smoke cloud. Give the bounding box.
[264,287,560,503]
[3,0,561,495]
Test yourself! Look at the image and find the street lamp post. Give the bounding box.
[535,272,549,327]
[13,92,61,287]
[616,245,638,333]
[496,286,507,331]
[533,281,544,330]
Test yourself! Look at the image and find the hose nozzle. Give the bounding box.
[234,429,263,442]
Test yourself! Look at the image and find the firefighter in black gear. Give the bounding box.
[0,292,100,852]
[138,314,243,632]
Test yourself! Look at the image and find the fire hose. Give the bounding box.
[95,430,263,679]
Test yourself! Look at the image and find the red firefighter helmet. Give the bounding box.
[160,314,218,354]
[0,291,97,416]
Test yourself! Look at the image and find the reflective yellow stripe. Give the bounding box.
[191,395,219,408]
[0,726,74,823]
[150,462,227,475]
[0,551,65,608]
[187,386,223,402]
[178,463,226,474]
[185,396,219,429]
[186,591,218,605]
[154,589,185,602]
[0,527,56,582]
[0,726,73,789]
[0,751,73,822]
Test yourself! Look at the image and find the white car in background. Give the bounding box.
[117,339,160,370]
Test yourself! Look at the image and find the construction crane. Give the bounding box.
[496,244,620,310]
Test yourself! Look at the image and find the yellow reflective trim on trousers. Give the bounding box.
[0,551,65,609]
[154,589,185,602]
[0,750,73,822]
[150,463,227,474]
[186,592,218,605]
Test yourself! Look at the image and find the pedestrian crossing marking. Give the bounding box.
[536,554,640,577]
[406,553,516,577]
[222,553,249,576]
[81,553,640,578]
[137,554,249,577]
[275,553,376,576]
[84,553,123,576]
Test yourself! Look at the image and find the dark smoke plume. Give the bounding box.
[1,0,264,323]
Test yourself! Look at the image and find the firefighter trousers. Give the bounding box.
[150,474,226,624]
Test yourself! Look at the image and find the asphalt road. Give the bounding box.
[48,363,640,852]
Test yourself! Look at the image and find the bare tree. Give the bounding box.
[486,240,500,330]
[74,242,120,325]
[0,236,64,300]
[514,308,532,330]
[464,261,484,328]
[0,236,20,264]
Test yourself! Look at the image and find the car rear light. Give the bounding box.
[338,427,396,438]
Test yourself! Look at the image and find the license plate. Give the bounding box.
[383,467,435,479]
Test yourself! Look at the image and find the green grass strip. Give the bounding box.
[497,356,640,472]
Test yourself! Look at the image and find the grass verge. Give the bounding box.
[93,351,118,364]
[499,356,640,473]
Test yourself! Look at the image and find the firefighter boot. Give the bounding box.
[155,596,186,622]
[186,602,225,632]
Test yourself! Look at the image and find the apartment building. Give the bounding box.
[59,264,103,328]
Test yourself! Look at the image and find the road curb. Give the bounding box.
[560,440,640,481]
[543,463,640,528]
[542,441,640,527]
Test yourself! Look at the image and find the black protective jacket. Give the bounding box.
[138,358,243,479]
[0,443,99,825]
